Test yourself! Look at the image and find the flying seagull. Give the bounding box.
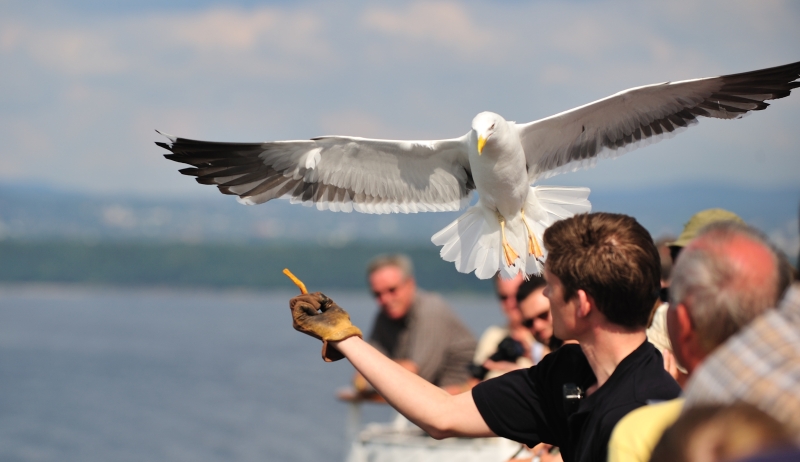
[158,61,800,279]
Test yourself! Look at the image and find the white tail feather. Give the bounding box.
[431,186,591,279]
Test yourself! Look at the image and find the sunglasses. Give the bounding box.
[521,312,550,328]
[372,286,398,298]
[372,280,408,299]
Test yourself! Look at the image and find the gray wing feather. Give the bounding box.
[158,133,474,214]
[517,61,800,181]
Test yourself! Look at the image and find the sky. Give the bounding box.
[1,0,799,198]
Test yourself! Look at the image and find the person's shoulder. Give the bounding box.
[415,291,456,316]
[646,303,671,353]
[613,398,684,434]
[607,398,685,462]
[416,290,445,305]
[527,343,592,384]
[478,325,509,343]
[536,343,586,367]
[632,342,682,401]
[544,343,585,362]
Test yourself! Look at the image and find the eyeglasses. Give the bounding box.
[372,278,410,299]
[521,312,550,328]
[372,285,399,299]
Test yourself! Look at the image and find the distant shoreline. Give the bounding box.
[0,240,495,294]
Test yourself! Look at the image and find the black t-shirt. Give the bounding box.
[472,341,680,462]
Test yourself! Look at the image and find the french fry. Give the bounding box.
[283,268,308,294]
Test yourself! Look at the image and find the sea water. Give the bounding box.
[0,286,498,462]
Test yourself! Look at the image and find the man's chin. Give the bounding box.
[385,308,405,320]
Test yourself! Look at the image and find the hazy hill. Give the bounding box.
[0,182,797,290]
[1,182,798,251]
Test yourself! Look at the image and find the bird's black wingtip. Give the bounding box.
[155,129,177,142]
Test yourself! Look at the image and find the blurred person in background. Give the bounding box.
[350,254,477,396]
[517,275,557,356]
[666,209,745,263]
[473,275,556,381]
[653,236,676,303]
[474,275,564,462]
[648,403,794,462]
[471,273,534,381]
[607,221,788,462]
[646,209,746,387]
[681,279,800,443]
[516,274,565,462]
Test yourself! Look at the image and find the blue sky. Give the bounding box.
[1,0,799,197]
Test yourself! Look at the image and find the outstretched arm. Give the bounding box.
[334,336,495,439]
[288,291,494,439]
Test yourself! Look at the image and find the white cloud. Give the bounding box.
[153,6,331,60]
[0,5,334,80]
[0,0,798,195]
[168,8,280,52]
[361,1,499,59]
[6,28,129,76]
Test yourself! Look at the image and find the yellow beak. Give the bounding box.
[477,136,486,155]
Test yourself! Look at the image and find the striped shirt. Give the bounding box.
[683,283,800,441]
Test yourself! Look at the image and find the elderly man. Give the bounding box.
[645,209,746,385]
[681,283,800,443]
[363,254,477,392]
[607,221,788,462]
[290,213,680,462]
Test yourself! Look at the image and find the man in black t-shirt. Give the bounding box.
[289,213,681,462]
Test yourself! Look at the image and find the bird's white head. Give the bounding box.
[472,111,505,155]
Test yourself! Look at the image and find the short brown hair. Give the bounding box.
[543,213,660,329]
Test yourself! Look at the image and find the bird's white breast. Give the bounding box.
[468,130,529,218]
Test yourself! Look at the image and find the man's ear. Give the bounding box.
[674,303,702,372]
[674,303,693,343]
[575,289,594,319]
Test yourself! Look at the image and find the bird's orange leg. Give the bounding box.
[521,210,544,258]
[499,216,519,266]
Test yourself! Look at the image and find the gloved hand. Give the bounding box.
[289,292,363,362]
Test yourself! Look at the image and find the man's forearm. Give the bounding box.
[334,336,495,439]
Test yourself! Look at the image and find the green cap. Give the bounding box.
[670,208,745,248]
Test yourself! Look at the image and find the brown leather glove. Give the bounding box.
[289,292,362,362]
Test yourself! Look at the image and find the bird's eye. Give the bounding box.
[489,123,495,130]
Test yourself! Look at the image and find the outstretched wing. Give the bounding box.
[517,61,800,181]
[158,133,474,214]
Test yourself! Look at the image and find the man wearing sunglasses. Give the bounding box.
[517,275,560,359]
[361,254,477,394]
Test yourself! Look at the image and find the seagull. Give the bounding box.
[158,61,800,279]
